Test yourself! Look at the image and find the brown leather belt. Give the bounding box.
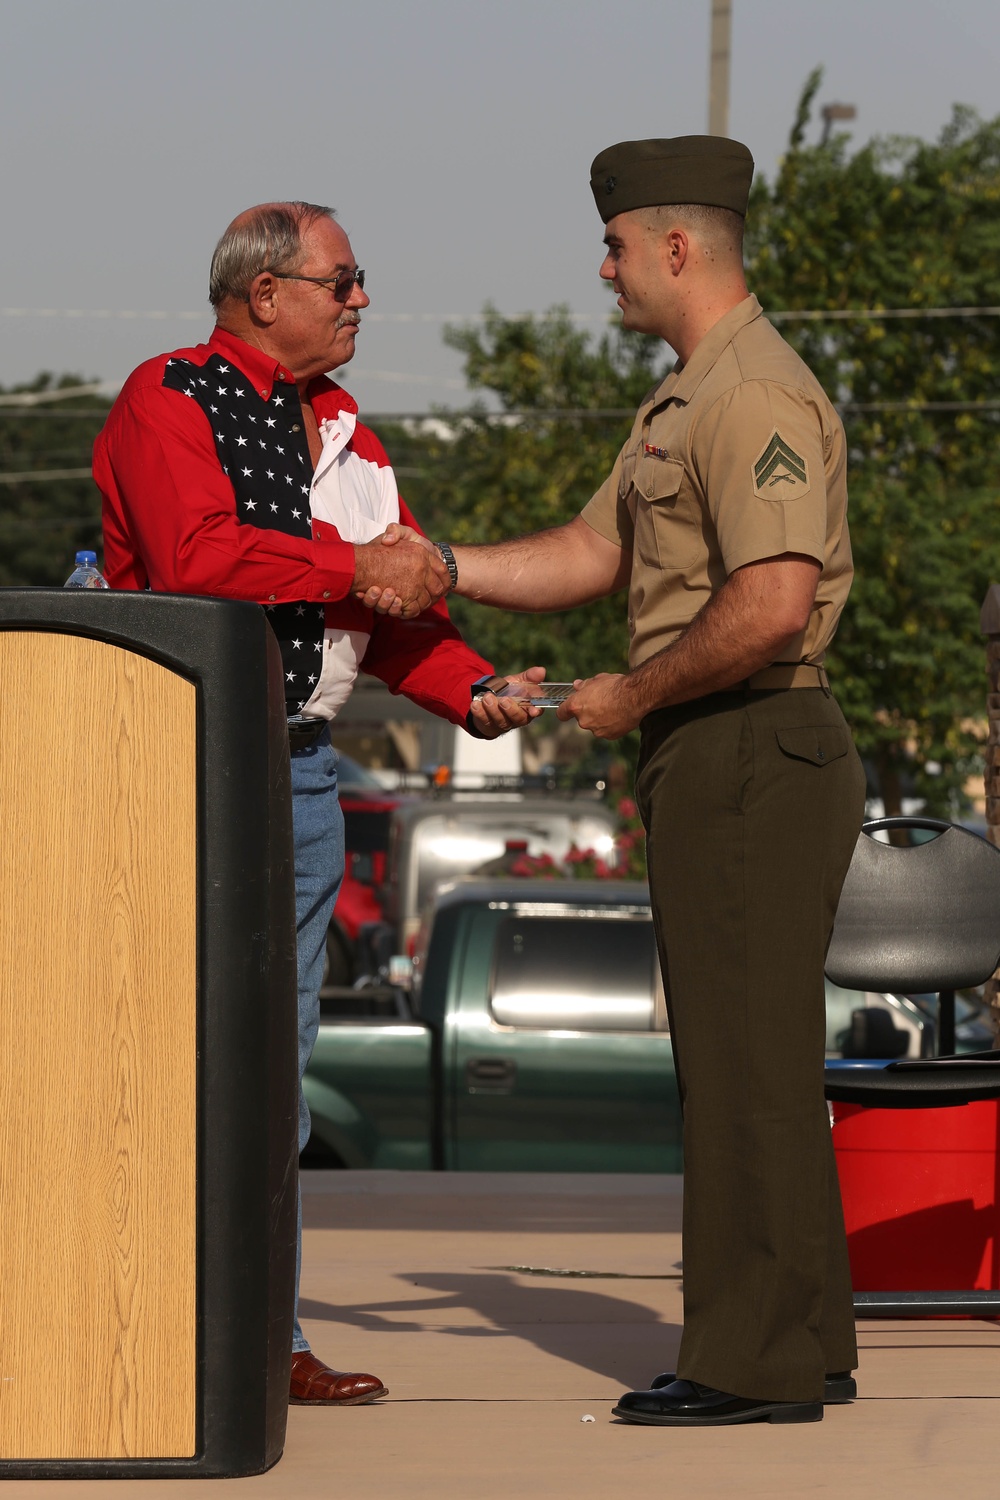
[743,662,829,691]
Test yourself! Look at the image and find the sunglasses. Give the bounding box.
[268,267,366,301]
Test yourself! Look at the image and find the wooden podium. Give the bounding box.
[0,592,297,1478]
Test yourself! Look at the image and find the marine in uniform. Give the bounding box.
[385,135,866,1426]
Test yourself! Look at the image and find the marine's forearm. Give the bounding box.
[452,515,628,611]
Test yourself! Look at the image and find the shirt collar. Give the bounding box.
[206,327,359,416]
[649,294,763,411]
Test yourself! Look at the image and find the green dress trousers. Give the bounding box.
[635,685,867,1403]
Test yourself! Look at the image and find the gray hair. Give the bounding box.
[634,202,745,258]
[208,201,336,310]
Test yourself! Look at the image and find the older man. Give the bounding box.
[381,137,866,1425]
[94,201,539,1406]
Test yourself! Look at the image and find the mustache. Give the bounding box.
[337,311,361,329]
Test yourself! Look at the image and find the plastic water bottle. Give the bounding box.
[64,550,109,589]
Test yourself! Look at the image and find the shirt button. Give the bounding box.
[268,594,276,602]
[292,424,301,432]
[259,389,267,398]
[646,480,655,496]
[322,591,330,599]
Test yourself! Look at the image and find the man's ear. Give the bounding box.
[248,271,279,326]
[663,228,690,278]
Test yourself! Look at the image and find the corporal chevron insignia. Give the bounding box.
[752,432,810,500]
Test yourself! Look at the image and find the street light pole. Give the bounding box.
[708,0,732,137]
[821,101,857,145]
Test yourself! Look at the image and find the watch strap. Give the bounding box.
[436,542,459,591]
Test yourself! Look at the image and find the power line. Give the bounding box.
[0,408,112,419]
[2,305,1000,325]
[0,467,94,485]
[771,306,1000,323]
[0,515,99,526]
[2,396,997,486]
[0,383,116,407]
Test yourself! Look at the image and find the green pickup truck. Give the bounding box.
[303,875,991,1173]
[304,879,682,1173]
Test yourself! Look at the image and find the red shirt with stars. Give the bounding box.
[94,327,491,724]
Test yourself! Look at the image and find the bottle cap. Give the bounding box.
[75,550,97,565]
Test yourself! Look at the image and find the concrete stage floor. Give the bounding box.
[5,1171,1000,1498]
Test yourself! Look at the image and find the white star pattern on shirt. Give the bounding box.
[174,351,325,711]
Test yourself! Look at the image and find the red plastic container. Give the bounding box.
[832,1100,1000,1291]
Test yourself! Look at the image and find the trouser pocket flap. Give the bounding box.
[775,725,848,766]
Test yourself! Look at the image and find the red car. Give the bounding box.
[324,755,407,988]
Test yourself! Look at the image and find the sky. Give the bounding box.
[1,0,997,414]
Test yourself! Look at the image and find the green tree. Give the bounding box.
[748,76,1000,812]
[0,375,110,587]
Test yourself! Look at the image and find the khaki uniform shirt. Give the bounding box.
[581,295,853,671]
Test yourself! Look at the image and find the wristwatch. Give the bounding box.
[435,541,458,591]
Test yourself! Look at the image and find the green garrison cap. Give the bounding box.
[590,135,754,222]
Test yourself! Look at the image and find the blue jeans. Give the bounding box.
[289,729,344,1353]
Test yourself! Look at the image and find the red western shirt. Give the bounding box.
[94,327,491,723]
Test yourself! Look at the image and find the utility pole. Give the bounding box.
[708,0,732,137]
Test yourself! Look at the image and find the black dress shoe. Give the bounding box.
[649,1368,857,1403]
[613,1379,823,1427]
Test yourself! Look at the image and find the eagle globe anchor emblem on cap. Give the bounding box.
[604,176,617,195]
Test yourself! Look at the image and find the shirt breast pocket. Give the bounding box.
[633,458,701,572]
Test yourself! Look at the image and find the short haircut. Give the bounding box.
[634,202,745,257]
[208,201,336,310]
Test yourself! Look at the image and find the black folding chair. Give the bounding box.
[823,816,1000,1316]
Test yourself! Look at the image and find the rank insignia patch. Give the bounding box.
[752,432,810,499]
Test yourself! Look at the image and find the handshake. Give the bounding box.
[352,523,451,620]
